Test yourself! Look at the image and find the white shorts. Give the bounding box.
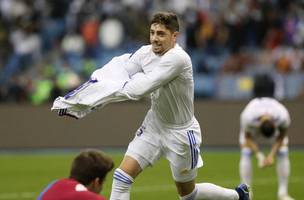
[125,110,203,183]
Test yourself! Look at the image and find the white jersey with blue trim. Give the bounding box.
[240,97,291,138]
[120,44,194,127]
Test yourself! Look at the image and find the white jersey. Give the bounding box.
[240,97,291,140]
[120,44,194,127]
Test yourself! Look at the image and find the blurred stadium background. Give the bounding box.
[0,0,303,200]
[0,0,304,102]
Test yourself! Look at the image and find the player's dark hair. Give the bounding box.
[260,120,275,138]
[69,150,114,185]
[150,12,179,32]
[253,73,275,98]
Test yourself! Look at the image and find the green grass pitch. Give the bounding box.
[0,150,303,200]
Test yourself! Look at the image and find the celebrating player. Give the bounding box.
[37,149,114,200]
[239,95,294,200]
[109,12,250,200]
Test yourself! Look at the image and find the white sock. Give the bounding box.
[110,168,134,200]
[276,150,290,197]
[193,183,239,200]
[240,148,253,186]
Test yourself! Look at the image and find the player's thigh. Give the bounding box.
[125,127,162,170]
[164,122,203,183]
[170,161,199,184]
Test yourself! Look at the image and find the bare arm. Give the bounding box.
[263,127,287,167]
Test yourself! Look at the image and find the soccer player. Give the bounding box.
[37,149,114,200]
[239,96,294,200]
[109,12,250,200]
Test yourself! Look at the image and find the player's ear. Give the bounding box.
[173,31,179,39]
[171,31,179,43]
[95,177,104,190]
[87,178,103,193]
[96,177,102,184]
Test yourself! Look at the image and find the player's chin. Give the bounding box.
[152,46,163,54]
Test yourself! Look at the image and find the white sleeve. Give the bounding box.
[241,104,257,135]
[119,52,185,100]
[123,50,144,76]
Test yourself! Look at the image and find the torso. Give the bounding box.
[240,97,290,139]
[131,44,194,127]
[37,178,106,200]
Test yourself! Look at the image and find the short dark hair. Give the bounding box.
[150,12,179,32]
[260,120,275,138]
[253,73,275,98]
[69,150,114,185]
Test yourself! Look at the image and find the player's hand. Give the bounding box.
[262,155,274,167]
[256,152,265,168]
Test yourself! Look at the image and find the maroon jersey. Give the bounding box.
[37,178,106,200]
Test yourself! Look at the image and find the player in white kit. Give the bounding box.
[110,12,250,200]
[239,97,294,200]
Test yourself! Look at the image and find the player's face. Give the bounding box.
[150,23,178,55]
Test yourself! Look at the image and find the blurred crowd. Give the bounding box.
[0,0,303,104]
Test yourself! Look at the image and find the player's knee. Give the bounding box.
[277,146,289,158]
[241,147,253,157]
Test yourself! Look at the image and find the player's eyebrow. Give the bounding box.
[150,30,166,35]
[150,26,167,33]
[156,30,166,34]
